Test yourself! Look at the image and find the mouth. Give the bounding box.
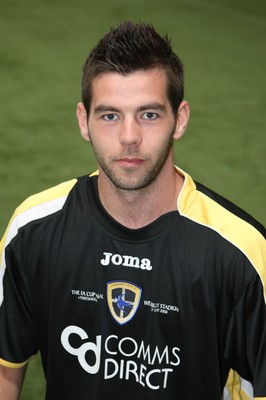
[116,158,144,167]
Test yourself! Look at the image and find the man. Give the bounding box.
[0,21,265,400]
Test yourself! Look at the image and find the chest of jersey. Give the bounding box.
[22,203,238,399]
[4,176,258,399]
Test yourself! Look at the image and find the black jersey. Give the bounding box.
[0,167,265,400]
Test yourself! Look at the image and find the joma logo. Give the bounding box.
[101,252,152,271]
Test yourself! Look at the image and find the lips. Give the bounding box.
[116,158,144,167]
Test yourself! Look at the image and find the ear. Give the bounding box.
[172,101,190,140]
[76,102,90,142]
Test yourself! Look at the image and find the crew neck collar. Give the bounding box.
[86,176,182,242]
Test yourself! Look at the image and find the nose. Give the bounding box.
[119,117,142,146]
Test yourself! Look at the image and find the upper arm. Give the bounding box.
[0,364,27,400]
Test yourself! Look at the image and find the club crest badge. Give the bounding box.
[107,281,142,325]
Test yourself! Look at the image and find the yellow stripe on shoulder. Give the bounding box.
[0,179,77,263]
[14,178,78,215]
[178,171,266,301]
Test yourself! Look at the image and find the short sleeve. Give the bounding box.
[0,241,38,366]
[224,276,266,398]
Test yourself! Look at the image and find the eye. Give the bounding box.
[102,113,118,121]
[143,112,158,120]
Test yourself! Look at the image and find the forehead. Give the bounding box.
[90,68,169,108]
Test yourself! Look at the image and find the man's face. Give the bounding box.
[81,68,184,191]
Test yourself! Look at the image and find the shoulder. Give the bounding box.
[9,178,78,228]
[176,166,266,296]
[194,181,265,238]
[177,167,265,241]
[0,178,78,258]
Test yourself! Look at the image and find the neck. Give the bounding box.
[98,165,184,229]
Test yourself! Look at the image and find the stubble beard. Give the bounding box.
[90,135,174,192]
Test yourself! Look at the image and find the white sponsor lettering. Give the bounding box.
[101,252,152,270]
[61,326,101,374]
[104,358,173,390]
[61,325,180,390]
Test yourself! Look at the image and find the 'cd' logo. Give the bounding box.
[61,326,101,373]
[107,281,142,325]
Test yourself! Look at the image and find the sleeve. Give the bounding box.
[224,274,266,400]
[0,179,75,368]
[0,232,39,368]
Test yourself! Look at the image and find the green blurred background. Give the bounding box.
[0,0,265,397]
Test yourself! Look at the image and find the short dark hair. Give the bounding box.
[82,21,184,115]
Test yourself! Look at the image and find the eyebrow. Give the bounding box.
[94,105,120,115]
[136,103,166,113]
[93,103,166,115]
